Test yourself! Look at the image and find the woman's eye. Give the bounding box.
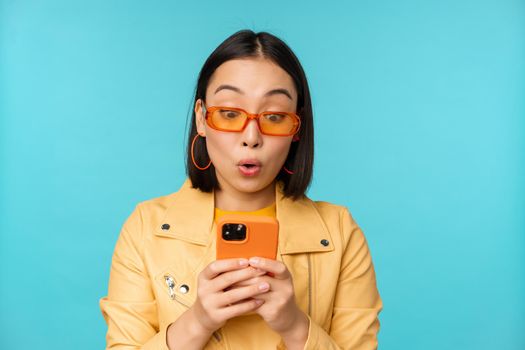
[219,110,241,119]
[266,114,285,122]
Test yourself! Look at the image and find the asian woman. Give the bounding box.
[100,29,382,350]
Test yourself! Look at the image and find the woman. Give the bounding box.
[100,29,382,350]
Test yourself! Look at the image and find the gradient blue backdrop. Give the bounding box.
[1,1,524,349]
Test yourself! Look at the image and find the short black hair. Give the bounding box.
[185,29,314,201]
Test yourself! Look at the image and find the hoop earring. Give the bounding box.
[191,134,212,170]
[283,165,294,175]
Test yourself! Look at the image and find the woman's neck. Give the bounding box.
[214,180,276,212]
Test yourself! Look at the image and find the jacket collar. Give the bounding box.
[154,178,334,254]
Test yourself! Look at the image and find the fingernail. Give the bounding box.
[239,259,249,266]
[255,299,264,305]
[258,282,269,291]
[249,257,260,265]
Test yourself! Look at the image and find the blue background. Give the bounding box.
[1,0,524,349]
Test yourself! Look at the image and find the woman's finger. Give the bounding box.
[219,298,265,319]
[213,266,266,292]
[227,272,271,290]
[248,257,290,279]
[200,258,249,280]
[218,281,271,307]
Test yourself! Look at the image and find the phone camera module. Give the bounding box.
[222,223,246,241]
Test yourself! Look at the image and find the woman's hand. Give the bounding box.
[167,258,269,349]
[189,258,270,334]
[232,257,310,349]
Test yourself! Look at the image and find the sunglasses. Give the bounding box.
[201,101,301,136]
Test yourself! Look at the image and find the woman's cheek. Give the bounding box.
[274,141,293,166]
[206,136,232,170]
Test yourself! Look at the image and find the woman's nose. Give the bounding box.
[241,119,263,148]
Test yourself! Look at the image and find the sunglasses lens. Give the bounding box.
[209,108,298,135]
[210,108,247,131]
[259,113,297,135]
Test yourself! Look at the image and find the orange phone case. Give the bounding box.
[216,214,279,260]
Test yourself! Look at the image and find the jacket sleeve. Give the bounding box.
[99,203,170,350]
[301,207,383,350]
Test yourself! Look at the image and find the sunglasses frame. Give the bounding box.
[201,102,301,137]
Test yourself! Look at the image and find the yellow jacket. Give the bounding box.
[100,178,382,349]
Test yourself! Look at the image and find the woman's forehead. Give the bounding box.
[206,58,297,102]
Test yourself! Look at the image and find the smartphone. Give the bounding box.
[216,214,279,260]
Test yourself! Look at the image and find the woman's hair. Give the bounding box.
[186,29,314,200]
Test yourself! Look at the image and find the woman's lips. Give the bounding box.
[238,164,261,176]
[237,158,262,176]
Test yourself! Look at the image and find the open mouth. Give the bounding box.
[238,162,261,176]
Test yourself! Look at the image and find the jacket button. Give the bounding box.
[320,239,329,247]
[161,223,170,230]
[179,284,189,294]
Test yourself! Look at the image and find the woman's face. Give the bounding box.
[195,57,298,195]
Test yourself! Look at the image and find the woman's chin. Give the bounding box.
[223,176,274,194]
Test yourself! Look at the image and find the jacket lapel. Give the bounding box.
[153,178,214,245]
[275,182,334,254]
[154,178,334,255]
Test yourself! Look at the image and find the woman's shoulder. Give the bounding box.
[305,197,363,241]
[132,178,196,215]
[135,191,178,213]
[123,178,213,237]
[307,197,358,222]
[309,198,347,212]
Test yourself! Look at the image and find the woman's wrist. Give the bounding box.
[280,310,310,350]
[166,306,214,350]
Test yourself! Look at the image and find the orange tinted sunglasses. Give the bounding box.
[201,101,301,137]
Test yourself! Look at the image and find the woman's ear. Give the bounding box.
[195,99,206,137]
